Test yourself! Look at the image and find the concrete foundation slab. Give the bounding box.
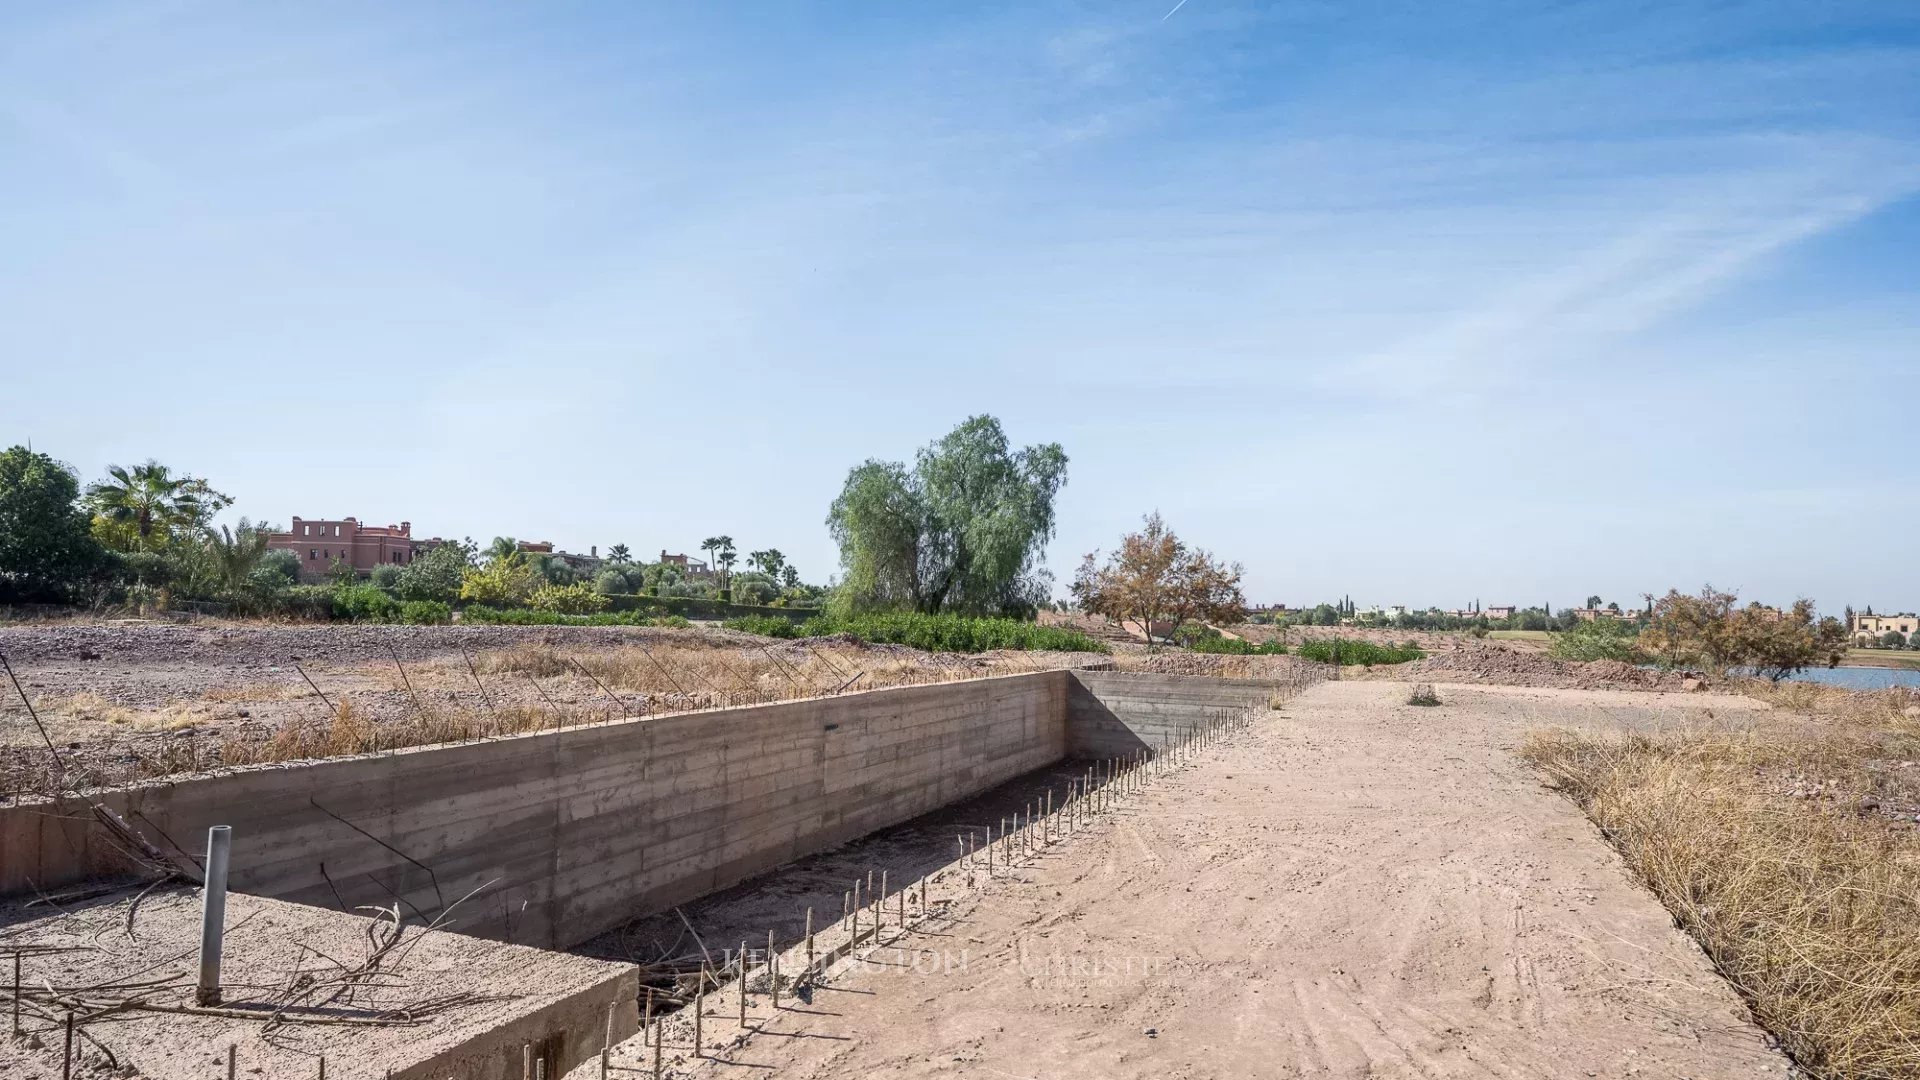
[0,886,636,1080]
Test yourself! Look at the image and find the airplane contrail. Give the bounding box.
[1162,0,1189,20]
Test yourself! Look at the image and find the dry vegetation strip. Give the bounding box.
[1523,684,1920,1079]
[6,640,1083,796]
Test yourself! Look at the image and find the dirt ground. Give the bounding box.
[593,680,1795,1079]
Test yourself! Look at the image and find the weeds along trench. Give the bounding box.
[1522,683,1920,1080]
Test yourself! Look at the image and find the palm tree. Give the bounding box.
[780,565,800,590]
[701,536,734,584]
[86,461,208,550]
[206,519,270,592]
[607,543,631,564]
[749,548,786,582]
[485,536,521,565]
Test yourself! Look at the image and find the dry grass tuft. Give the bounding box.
[52,692,214,731]
[52,690,135,726]
[219,699,583,765]
[1523,706,1920,1079]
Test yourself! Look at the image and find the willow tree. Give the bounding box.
[827,415,1067,617]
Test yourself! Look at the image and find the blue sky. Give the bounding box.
[3,1,1917,613]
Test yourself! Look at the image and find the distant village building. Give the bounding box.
[1485,605,1516,620]
[266,517,439,582]
[519,541,603,575]
[1852,612,1918,645]
[1566,607,1622,622]
[658,550,714,577]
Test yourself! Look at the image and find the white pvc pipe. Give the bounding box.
[196,825,231,1006]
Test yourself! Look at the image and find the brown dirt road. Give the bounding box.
[615,680,1794,1079]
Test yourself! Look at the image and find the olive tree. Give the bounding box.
[827,415,1067,617]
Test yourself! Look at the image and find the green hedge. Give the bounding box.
[725,611,1106,653]
[1295,639,1425,666]
[602,594,820,622]
[464,606,692,628]
[722,615,802,638]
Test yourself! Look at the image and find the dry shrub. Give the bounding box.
[10,641,1074,792]
[479,644,575,679]
[220,699,590,766]
[1524,724,1920,1079]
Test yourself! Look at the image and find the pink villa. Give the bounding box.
[265,517,435,581]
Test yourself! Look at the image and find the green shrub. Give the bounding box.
[460,559,542,607]
[1296,639,1424,665]
[594,568,637,595]
[529,582,610,615]
[278,584,337,620]
[723,614,802,638]
[368,563,403,591]
[1187,635,1287,655]
[399,599,451,625]
[792,612,1105,653]
[1549,619,1643,663]
[333,584,398,623]
[396,544,467,603]
[250,549,302,590]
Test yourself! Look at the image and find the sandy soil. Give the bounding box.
[594,680,1794,1079]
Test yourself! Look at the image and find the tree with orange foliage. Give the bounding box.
[1070,512,1245,648]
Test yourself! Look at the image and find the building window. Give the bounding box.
[309,549,317,560]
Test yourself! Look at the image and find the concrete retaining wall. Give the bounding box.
[1,671,1068,949]
[1,668,1314,952]
[1067,670,1298,757]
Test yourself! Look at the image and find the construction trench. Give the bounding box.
[0,666,1321,1079]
